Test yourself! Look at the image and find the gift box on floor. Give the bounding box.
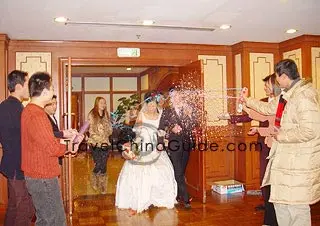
[211,180,245,194]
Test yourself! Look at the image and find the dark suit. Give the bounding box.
[159,107,196,203]
[47,114,64,165]
[229,97,278,226]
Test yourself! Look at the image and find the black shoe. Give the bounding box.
[177,196,192,203]
[254,204,265,211]
[184,202,191,210]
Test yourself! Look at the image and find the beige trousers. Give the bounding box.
[273,203,311,226]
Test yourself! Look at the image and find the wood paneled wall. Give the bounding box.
[311,47,320,89]
[0,34,8,211]
[0,35,320,206]
[279,35,320,79]
[0,34,9,102]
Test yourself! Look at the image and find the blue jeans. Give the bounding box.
[25,177,66,226]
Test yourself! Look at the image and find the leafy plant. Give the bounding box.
[114,94,140,122]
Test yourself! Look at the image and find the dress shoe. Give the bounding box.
[254,204,265,211]
[184,202,191,210]
[176,196,192,203]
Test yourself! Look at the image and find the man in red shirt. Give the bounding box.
[21,72,84,226]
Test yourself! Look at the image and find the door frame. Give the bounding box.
[58,57,206,215]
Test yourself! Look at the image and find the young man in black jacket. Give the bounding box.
[0,70,34,226]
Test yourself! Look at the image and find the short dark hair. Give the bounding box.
[275,59,300,80]
[52,95,57,100]
[7,70,28,92]
[168,86,180,93]
[28,72,52,97]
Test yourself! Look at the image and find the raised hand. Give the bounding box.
[217,113,231,120]
[62,129,78,138]
[239,87,249,103]
[70,134,85,154]
[172,124,182,134]
[247,127,258,135]
[270,126,280,140]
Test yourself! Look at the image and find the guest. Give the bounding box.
[124,102,140,127]
[44,95,77,165]
[87,97,113,194]
[243,59,320,226]
[0,70,34,226]
[21,72,84,226]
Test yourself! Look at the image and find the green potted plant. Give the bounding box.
[113,94,140,123]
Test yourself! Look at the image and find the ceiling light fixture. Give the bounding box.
[142,20,155,26]
[126,67,132,71]
[59,19,215,31]
[54,17,68,23]
[220,24,231,30]
[286,29,297,34]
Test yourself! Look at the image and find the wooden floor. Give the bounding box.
[66,193,320,226]
[1,152,320,226]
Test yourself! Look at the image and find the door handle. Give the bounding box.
[62,113,76,117]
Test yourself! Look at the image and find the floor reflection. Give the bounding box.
[72,150,124,197]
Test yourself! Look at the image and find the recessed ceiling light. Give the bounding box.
[286,29,297,34]
[220,24,231,30]
[142,20,155,26]
[126,67,132,71]
[54,17,68,23]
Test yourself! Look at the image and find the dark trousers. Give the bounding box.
[264,185,278,226]
[4,178,34,226]
[91,147,109,174]
[168,142,190,203]
[259,138,269,200]
[259,139,278,226]
[25,177,66,226]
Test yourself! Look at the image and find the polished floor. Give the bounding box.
[1,152,320,226]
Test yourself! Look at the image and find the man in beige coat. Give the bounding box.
[242,59,320,226]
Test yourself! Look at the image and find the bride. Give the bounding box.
[115,91,177,215]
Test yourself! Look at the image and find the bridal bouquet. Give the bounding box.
[122,125,163,164]
[121,136,142,160]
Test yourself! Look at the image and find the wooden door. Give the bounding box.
[179,60,206,203]
[59,57,74,215]
[71,92,81,130]
[157,60,206,203]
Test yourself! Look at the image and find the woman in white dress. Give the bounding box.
[115,91,177,215]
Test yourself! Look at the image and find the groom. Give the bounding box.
[159,87,196,209]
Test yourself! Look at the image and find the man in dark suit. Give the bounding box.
[159,87,196,209]
[44,95,77,164]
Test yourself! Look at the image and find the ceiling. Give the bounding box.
[0,0,319,45]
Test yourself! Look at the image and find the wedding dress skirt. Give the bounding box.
[115,113,177,213]
[115,151,177,213]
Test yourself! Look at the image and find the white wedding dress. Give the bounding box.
[115,112,177,213]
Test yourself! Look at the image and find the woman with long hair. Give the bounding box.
[115,91,177,215]
[87,96,112,194]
